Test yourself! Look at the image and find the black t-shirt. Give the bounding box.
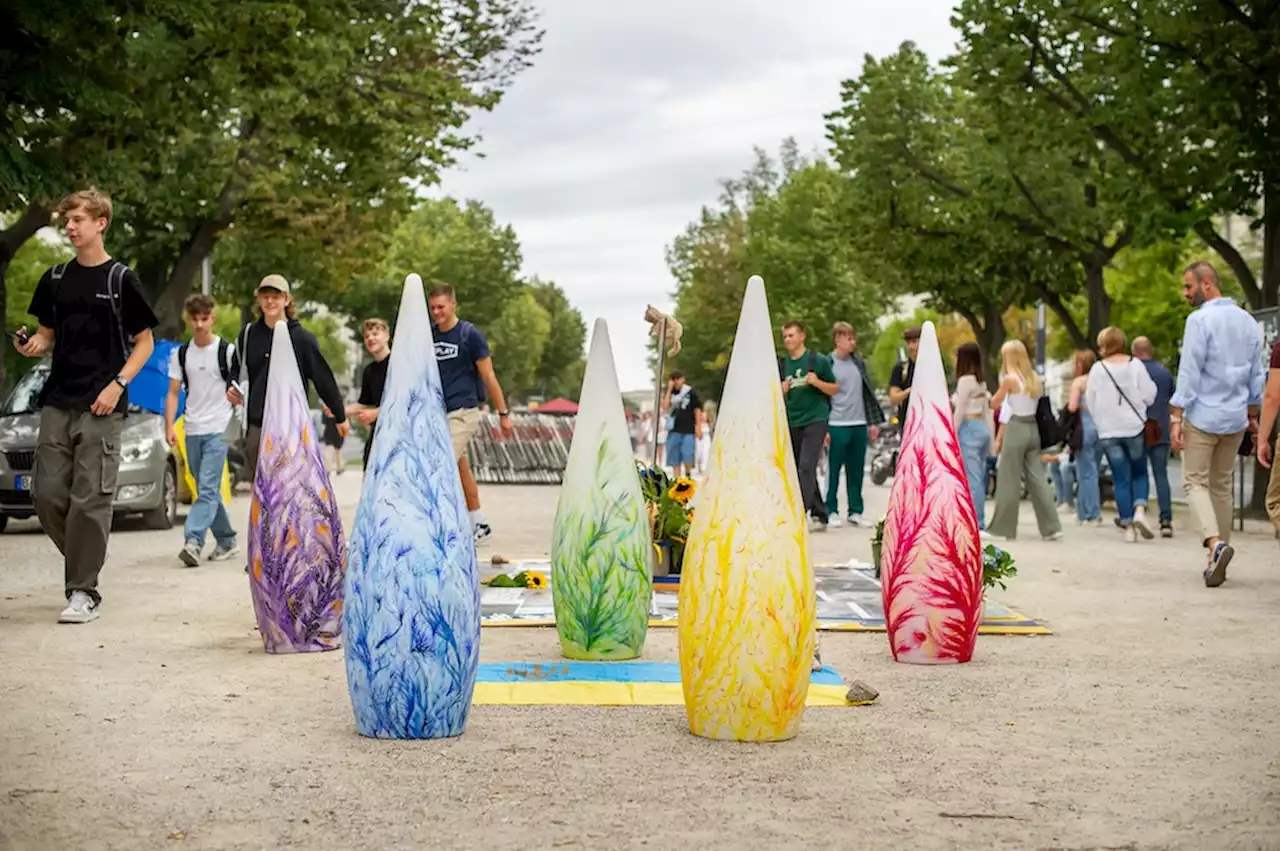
[358,356,390,407]
[889,358,916,423]
[669,385,701,434]
[27,259,158,413]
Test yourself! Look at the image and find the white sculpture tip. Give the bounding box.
[747,275,764,288]
[592,317,608,335]
[405,273,423,287]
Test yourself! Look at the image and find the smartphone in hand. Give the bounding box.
[5,329,30,345]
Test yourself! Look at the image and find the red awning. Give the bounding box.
[535,398,579,415]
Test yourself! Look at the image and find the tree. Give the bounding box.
[954,0,1280,310]
[485,287,550,402]
[665,143,892,401]
[3,1,543,337]
[826,42,1139,365]
[527,278,587,400]
[1,224,65,390]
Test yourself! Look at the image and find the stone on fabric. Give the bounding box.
[677,275,816,742]
[247,321,345,654]
[551,319,652,660]
[343,273,480,739]
[880,320,983,664]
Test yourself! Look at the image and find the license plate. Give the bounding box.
[15,475,31,491]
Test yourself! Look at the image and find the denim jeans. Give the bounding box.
[1099,433,1149,524]
[956,418,990,530]
[1074,411,1102,522]
[1146,442,1172,523]
[1049,458,1075,505]
[185,432,236,548]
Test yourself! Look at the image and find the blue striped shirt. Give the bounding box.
[1170,298,1265,435]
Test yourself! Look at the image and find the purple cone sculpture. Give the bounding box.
[247,321,346,654]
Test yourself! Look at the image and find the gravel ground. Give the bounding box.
[2,473,1279,851]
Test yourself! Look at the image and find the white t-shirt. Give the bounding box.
[169,338,235,436]
[1085,358,1157,440]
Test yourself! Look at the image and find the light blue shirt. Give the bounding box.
[1170,298,1265,435]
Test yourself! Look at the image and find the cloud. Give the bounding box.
[439,0,959,391]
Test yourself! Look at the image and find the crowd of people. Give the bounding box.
[11,188,1280,624]
[11,189,517,623]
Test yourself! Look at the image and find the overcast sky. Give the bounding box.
[437,0,959,392]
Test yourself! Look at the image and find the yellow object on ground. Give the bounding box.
[172,417,233,506]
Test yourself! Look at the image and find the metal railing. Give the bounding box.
[465,413,576,484]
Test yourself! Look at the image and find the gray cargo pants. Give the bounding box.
[35,407,124,605]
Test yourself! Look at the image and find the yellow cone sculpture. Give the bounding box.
[677,275,816,742]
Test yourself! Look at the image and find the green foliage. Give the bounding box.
[528,278,587,400]
[982,544,1017,592]
[636,463,694,546]
[2,229,65,392]
[486,287,551,401]
[665,142,892,402]
[953,0,1278,309]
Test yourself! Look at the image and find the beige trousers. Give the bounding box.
[1181,422,1243,545]
[1267,457,1280,533]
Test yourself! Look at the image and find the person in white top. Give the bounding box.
[164,294,240,568]
[987,340,1062,541]
[951,343,992,530]
[1085,326,1158,543]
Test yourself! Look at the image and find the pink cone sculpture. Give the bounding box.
[247,321,345,654]
[880,320,983,664]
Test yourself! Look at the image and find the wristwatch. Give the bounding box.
[497,410,510,418]
[114,374,129,389]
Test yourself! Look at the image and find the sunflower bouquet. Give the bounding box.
[636,462,696,573]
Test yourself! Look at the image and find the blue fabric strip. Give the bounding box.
[476,661,845,686]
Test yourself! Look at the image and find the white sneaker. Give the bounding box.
[808,517,827,533]
[1043,531,1064,542]
[58,591,99,624]
[1132,506,1155,540]
[208,543,240,562]
[474,522,493,543]
[828,515,845,529]
[849,514,866,527]
[179,541,202,568]
[1124,525,1137,543]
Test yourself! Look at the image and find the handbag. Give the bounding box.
[1100,360,1161,447]
[1034,396,1064,449]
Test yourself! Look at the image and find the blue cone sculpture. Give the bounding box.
[343,273,481,739]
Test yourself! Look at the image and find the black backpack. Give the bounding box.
[777,350,831,409]
[50,260,131,358]
[178,338,237,390]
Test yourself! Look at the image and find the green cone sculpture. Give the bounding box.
[550,319,653,659]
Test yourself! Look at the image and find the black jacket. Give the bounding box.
[237,318,346,428]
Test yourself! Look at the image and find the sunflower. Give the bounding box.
[668,478,696,504]
[525,570,549,590]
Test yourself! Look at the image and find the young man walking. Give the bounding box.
[779,321,838,531]
[661,370,703,478]
[164,294,239,567]
[428,284,514,542]
[1169,261,1264,587]
[825,322,883,527]
[12,189,158,623]
[1255,336,1280,535]
[1132,336,1176,537]
[345,318,392,472]
[226,275,348,480]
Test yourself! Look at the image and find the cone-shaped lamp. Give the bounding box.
[677,275,815,742]
[343,273,480,738]
[551,319,652,660]
[247,321,345,653]
[880,320,983,664]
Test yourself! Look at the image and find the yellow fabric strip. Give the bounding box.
[471,682,854,707]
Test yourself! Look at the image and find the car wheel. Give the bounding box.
[143,461,178,530]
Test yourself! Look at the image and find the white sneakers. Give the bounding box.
[474,522,493,543]
[1124,525,1138,543]
[58,591,99,624]
[822,514,865,529]
[828,515,845,529]
[1132,506,1155,540]
[179,541,202,568]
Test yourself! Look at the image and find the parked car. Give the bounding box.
[0,360,179,533]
